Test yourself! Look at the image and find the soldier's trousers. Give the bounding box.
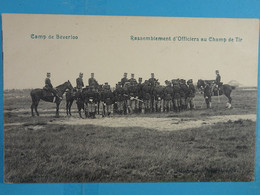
[144,99,151,111]
[87,102,96,113]
[180,97,186,106]
[105,104,113,115]
[173,98,181,109]
[164,100,172,111]
[186,97,195,109]
[154,100,163,112]
[117,101,124,112]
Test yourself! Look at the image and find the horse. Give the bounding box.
[30,81,73,117]
[65,88,78,116]
[197,79,235,108]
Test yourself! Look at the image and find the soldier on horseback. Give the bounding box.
[212,70,222,95]
[76,72,84,92]
[88,73,99,89]
[44,72,62,100]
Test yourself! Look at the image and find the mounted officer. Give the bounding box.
[88,73,99,89]
[212,70,222,95]
[76,72,84,92]
[44,72,62,100]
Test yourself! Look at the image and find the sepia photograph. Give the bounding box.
[2,14,259,183]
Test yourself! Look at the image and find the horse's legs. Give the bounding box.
[56,102,60,117]
[66,101,69,115]
[31,103,35,116]
[35,102,40,116]
[69,100,73,116]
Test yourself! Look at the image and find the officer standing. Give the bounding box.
[186,79,196,110]
[121,73,128,87]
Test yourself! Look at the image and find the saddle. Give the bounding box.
[212,85,223,96]
[43,87,54,97]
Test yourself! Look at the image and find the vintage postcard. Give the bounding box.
[2,14,259,182]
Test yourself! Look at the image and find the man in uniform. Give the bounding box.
[172,80,181,112]
[186,79,196,110]
[113,82,125,115]
[163,80,174,112]
[121,73,128,87]
[101,82,114,116]
[212,70,221,95]
[129,73,137,86]
[142,80,152,113]
[148,73,159,112]
[44,72,62,100]
[88,73,99,89]
[76,72,84,92]
[179,79,189,110]
[137,77,144,113]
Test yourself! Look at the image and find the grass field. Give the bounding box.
[3,88,257,182]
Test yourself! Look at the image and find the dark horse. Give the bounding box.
[30,81,73,116]
[197,79,235,108]
[65,88,78,116]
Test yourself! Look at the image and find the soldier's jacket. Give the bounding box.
[188,84,196,97]
[121,77,128,87]
[216,74,221,85]
[101,89,114,105]
[163,85,174,100]
[153,85,164,100]
[129,78,137,86]
[127,84,139,97]
[137,83,143,99]
[45,78,53,89]
[180,83,189,97]
[148,78,159,88]
[142,84,152,100]
[76,77,84,89]
[83,88,99,103]
[113,86,127,102]
[172,84,181,98]
[88,78,99,88]
[204,84,211,98]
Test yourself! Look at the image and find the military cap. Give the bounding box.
[187,79,193,84]
[216,70,219,73]
[79,72,83,76]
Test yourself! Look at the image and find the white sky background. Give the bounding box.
[2,14,259,89]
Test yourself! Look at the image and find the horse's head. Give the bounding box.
[66,80,74,90]
[197,79,205,89]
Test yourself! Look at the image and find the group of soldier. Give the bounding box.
[69,72,196,117]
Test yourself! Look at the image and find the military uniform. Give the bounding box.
[84,87,99,118]
[121,73,128,87]
[186,79,196,110]
[172,82,181,112]
[179,79,189,110]
[101,87,114,116]
[163,82,174,112]
[153,84,164,112]
[113,83,126,114]
[142,81,152,113]
[88,78,99,89]
[44,73,61,100]
[76,77,84,91]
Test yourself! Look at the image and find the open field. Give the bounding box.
[3,88,257,182]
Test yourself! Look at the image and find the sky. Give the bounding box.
[2,14,259,89]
